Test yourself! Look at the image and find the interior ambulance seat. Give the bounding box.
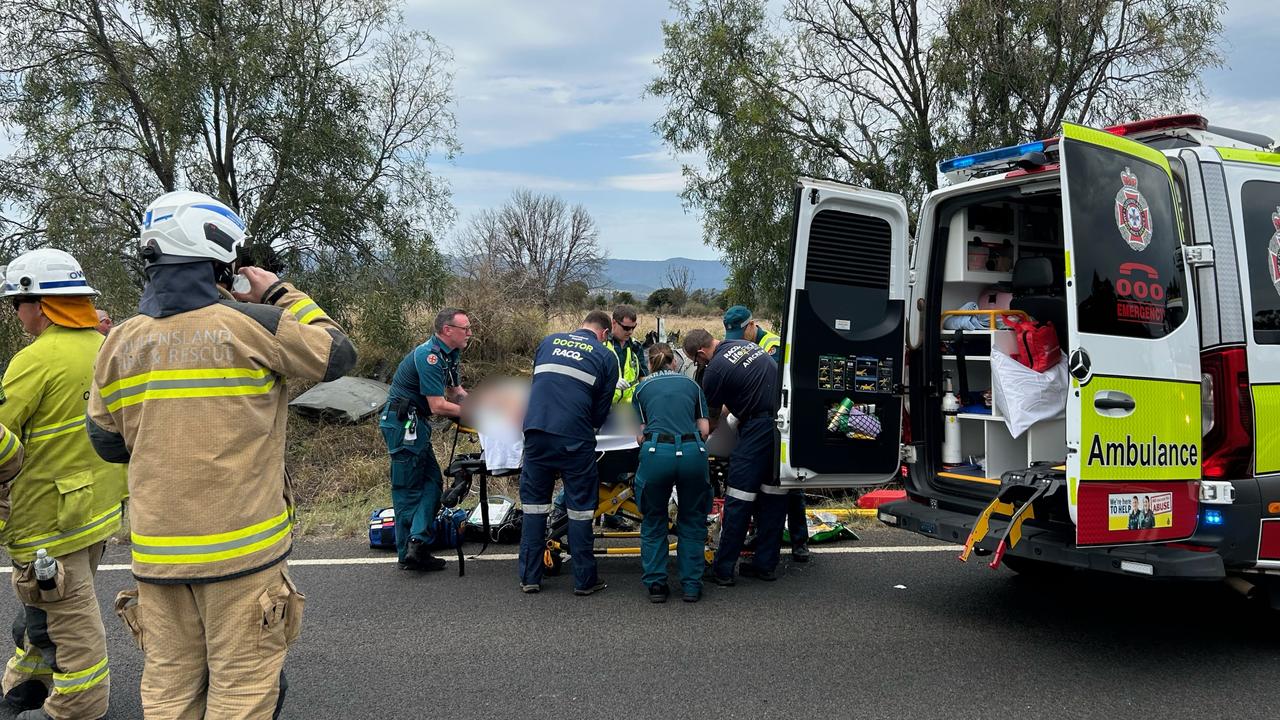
[1009,256,1068,350]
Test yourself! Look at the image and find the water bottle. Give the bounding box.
[34,548,58,592]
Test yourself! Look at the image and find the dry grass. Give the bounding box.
[285,408,491,538]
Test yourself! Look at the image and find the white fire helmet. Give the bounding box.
[2,248,98,297]
[138,191,247,264]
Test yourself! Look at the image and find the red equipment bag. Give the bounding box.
[1005,316,1061,373]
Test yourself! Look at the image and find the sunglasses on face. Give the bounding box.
[10,297,37,311]
[618,323,636,332]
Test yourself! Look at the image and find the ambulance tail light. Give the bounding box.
[1200,347,1252,480]
[1103,114,1208,138]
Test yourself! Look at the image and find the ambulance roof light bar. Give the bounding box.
[1102,113,1208,137]
[937,141,1047,175]
[938,114,1212,184]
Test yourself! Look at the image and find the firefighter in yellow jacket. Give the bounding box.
[86,191,357,719]
[0,249,128,720]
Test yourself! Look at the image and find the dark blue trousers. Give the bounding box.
[518,430,601,590]
[713,416,787,578]
[788,490,809,549]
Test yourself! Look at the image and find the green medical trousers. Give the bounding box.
[379,404,441,563]
[635,437,711,594]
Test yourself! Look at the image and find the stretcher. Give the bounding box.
[540,436,729,574]
[448,426,721,574]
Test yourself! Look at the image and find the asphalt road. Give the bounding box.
[1,529,1277,719]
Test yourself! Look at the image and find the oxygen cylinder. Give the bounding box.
[942,372,961,465]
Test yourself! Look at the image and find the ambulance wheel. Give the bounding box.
[1001,555,1069,578]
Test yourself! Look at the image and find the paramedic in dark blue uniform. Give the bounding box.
[518,310,619,595]
[683,328,785,584]
[380,307,471,571]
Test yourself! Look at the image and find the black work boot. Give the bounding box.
[792,544,811,563]
[5,680,48,712]
[405,539,446,571]
[16,708,54,720]
[739,563,778,581]
[648,582,670,603]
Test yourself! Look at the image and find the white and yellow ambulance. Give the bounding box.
[779,115,1280,593]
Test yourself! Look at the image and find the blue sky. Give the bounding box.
[411,1,1275,262]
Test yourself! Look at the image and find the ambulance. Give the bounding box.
[778,114,1280,597]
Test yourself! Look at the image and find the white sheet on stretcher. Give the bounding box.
[476,431,639,473]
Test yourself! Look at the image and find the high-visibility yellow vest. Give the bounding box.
[758,329,781,356]
[610,339,641,404]
[0,326,127,562]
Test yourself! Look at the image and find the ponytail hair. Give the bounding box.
[647,342,675,373]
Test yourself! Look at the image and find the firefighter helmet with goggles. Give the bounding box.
[2,248,98,297]
[138,191,247,265]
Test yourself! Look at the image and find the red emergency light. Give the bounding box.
[1102,114,1208,137]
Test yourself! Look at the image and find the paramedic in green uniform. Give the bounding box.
[381,307,472,571]
[633,343,712,603]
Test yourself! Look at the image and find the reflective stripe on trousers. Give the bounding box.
[10,646,51,675]
[53,656,109,694]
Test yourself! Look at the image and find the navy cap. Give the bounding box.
[723,305,752,340]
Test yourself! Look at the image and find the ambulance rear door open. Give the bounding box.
[779,178,909,487]
[1059,123,1201,546]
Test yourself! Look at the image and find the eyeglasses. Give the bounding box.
[446,323,473,334]
[618,323,636,332]
[10,297,37,311]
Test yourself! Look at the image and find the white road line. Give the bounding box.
[0,545,956,573]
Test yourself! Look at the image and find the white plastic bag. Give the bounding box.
[991,349,1067,438]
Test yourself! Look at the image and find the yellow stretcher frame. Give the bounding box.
[542,481,697,567]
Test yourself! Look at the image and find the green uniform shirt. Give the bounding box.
[633,370,708,438]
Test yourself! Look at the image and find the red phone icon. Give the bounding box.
[1117,262,1163,300]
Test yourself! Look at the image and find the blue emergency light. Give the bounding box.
[938,141,1047,174]
[1203,508,1224,526]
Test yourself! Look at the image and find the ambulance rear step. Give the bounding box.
[878,500,1225,579]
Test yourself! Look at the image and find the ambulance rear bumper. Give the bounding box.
[878,499,1226,580]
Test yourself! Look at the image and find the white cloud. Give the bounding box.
[593,205,715,262]
[441,167,593,193]
[604,171,685,193]
[406,1,671,153]
[1201,98,1280,146]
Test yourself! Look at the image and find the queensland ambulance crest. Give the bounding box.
[1269,206,1280,297]
[1115,167,1152,251]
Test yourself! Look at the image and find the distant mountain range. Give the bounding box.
[602,257,728,295]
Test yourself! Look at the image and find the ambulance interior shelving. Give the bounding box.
[935,197,1067,486]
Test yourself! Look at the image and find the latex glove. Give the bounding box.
[616,378,631,391]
